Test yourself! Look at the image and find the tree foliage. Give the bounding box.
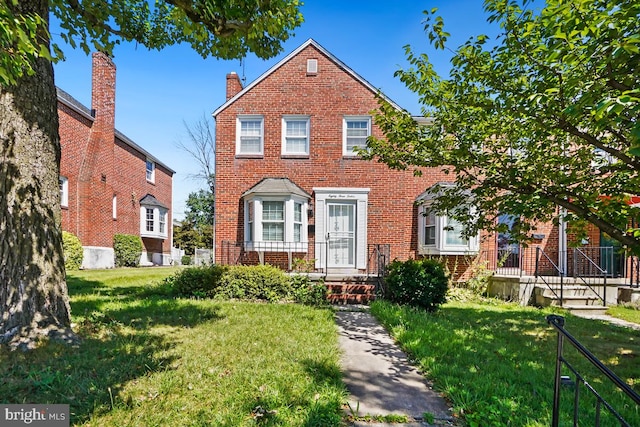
[174,189,214,254]
[1,0,303,85]
[366,0,640,251]
[0,0,302,347]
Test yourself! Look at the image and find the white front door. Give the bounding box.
[327,202,356,268]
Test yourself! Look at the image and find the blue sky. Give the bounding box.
[51,0,499,220]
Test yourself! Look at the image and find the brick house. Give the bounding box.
[212,39,516,279]
[57,52,174,269]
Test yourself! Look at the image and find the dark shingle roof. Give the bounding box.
[56,87,175,175]
[140,194,169,209]
[242,178,310,199]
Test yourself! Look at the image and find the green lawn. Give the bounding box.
[607,304,640,324]
[0,268,346,426]
[370,298,640,427]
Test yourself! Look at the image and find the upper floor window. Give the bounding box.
[146,159,155,183]
[282,116,310,156]
[237,115,264,155]
[343,116,371,156]
[59,176,68,207]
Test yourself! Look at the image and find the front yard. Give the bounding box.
[1,267,638,426]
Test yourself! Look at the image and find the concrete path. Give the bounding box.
[335,308,455,426]
[570,312,640,331]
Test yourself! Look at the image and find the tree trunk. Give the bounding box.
[0,0,75,349]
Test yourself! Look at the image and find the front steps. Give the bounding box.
[325,282,377,305]
[534,284,608,316]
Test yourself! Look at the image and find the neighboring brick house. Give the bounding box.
[212,39,514,279]
[57,51,174,269]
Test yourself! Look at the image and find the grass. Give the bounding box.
[370,297,640,427]
[0,268,346,426]
[607,304,640,324]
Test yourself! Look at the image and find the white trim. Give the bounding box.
[343,116,371,157]
[314,188,369,270]
[281,115,310,155]
[59,176,68,207]
[417,204,479,255]
[212,39,405,118]
[244,195,309,252]
[139,205,168,239]
[236,115,264,155]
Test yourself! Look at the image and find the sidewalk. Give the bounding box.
[335,308,456,426]
[570,312,640,331]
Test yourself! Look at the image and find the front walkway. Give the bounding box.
[335,308,455,426]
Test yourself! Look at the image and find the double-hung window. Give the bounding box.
[293,202,303,242]
[146,159,155,183]
[237,115,264,155]
[282,116,310,155]
[262,201,285,241]
[343,116,371,156]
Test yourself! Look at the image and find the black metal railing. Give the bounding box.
[367,244,390,294]
[220,240,390,278]
[547,315,640,427]
[535,247,564,303]
[573,247,607,306]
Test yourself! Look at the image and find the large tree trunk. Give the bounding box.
[0,0,75,349]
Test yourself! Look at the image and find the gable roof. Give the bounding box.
[56,87,175,175]
[212,38,404,117]
[242,178,310,199]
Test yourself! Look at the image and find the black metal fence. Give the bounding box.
[546,315,640,427]
[219,240,390,278]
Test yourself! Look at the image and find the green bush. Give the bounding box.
[62,231,83,271]
[113,234,142,267]
[291,274,329,306]
[217,264,292,302]
[181,255,192,266]
[384,258,448,312]
[165,265,227,298]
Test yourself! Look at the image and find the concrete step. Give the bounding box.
[564,305,609,317]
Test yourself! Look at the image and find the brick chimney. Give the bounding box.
[226,72,243,100]
[91,51,116,134]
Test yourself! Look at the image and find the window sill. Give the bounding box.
[418,246,479,256]
[281,154,310,159]
[236,154,264,159]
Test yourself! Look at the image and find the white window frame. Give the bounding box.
[112,195,117,220]
[59,176,68,207]
[281,116,310,156]
[140,205,168,239]
[146,159,155,183]
[343,116,371,157]
[244,196,308,252]
[417,204,479,255]
[236,115,264,156]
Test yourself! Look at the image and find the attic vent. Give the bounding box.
[307,59,318,75]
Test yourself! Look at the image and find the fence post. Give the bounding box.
[535,247,540,278]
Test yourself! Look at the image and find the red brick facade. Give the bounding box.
[58,52,174,268]
[213,39,506,279]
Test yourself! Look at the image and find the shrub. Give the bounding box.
[384,258,448,312]
[113,234,142,267]
[291,274,329,306]
[165,265,227,298]
[181,255,192,266]
[62,231,83,271]
[217,264,292,302]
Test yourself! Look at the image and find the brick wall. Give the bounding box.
[214,43,478,274]
[58,52,173,265]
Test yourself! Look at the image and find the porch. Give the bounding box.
[485,246,640,315]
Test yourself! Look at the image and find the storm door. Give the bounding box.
[327,203,356,268]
